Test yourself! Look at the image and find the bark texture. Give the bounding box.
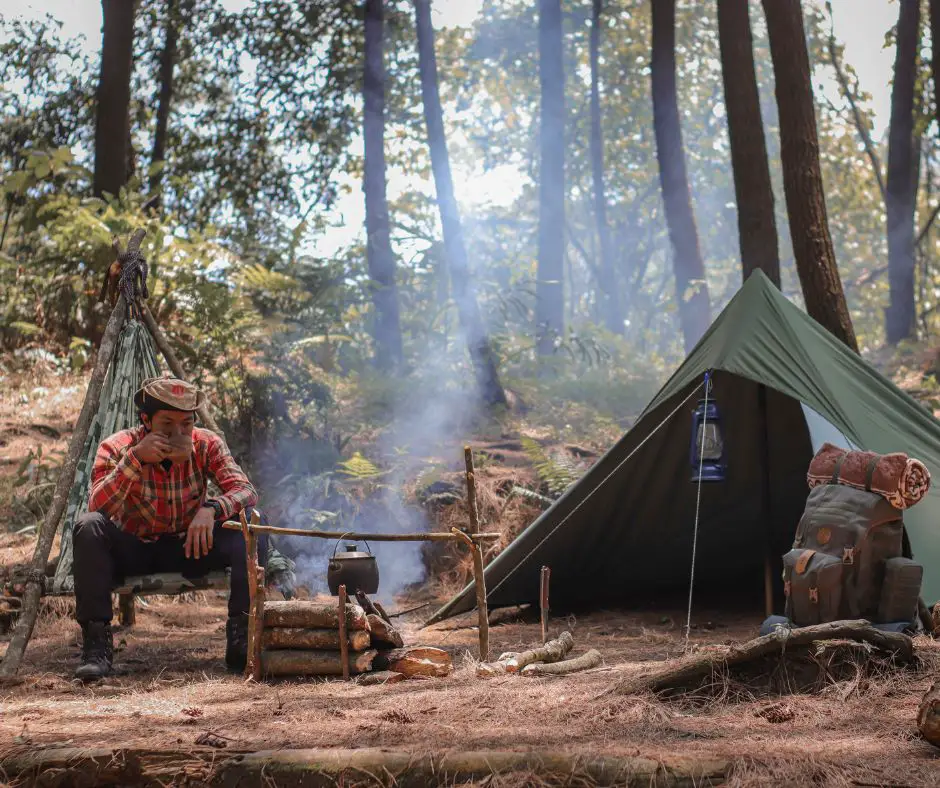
[717,0,780,287]
[261,648,377,676]
[761,0,858,352]
[262,600,369,630]
[363,0,404,369]
[536,0,566,356]
[885,0,921,344]
[149,0,180,203]
[261,627,371,651]
[373,646,453,678]
[521,648,602,675]
[650,0,711,352]
[367,613,404,648]
[94,0,137,199]
[505,631,574,672]
[413,0,507,407]
[589,0,623,332]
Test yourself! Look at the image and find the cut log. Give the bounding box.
[521,649,602,676]
[368,614,404,648]
[918,680,940,747]
[358,670,405,686]
[373,600,392,624]
[373,646,453,678]
[261,648,377,677]
[263,600,369,630]
[261,627,371,651]
[505,631,574,673]
[608,619,913,697]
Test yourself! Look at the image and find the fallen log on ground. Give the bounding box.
[522,649,602,676]
[918,681,940,747]
[373,646,453,678]
[261,627,371,651]
[0,745,729,787]
[261,648,377,676]
[368,614,404,648]
[505,631,574,673]
[608,619,913,698]
[262,600,369,630]
[358,670,405,686]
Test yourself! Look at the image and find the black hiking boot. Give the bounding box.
[75,621,113,681]
[225,614,249,673]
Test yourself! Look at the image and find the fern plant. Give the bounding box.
[520,437,583,498]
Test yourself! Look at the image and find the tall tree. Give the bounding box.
[885,0,921,344]
[650,0,710,353]
[94,0,137,199]
[589,0,622,333]
[363,0,404,369]
[933,0,940,134]
[717,0,780,287]
[149,0,181,203]
[413,0,507,408]
[536,0,565,357]
[761,0,858,352]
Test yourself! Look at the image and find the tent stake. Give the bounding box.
[0,296,127,679]
[540,566,551,643]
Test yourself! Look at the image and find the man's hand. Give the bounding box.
[185,506,215,560]
[133,432,174,464]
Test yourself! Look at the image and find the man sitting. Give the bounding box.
[72,375,267,680]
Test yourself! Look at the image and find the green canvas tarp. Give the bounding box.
[428,270,940,623]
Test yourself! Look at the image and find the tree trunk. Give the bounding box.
[933,0,940,138]
[761,0,858,352]
[589,0,622,333]
[536,0,565,356]
[363,0,404,370]
[94,0,137,199]
[650,0,711,353]
[885,0,921,344]
[413,0,507,408]
[717,0,780,287]
[149,0,180,205]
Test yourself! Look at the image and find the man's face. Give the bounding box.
[142,409,196,439]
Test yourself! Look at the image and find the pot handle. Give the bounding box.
[332,533,374,558]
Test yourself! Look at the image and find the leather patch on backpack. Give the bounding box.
[796,549,816,575]
[816,527,832,545]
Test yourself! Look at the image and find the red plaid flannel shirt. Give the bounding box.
[89,426,258,539]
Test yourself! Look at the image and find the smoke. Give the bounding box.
[264,332,481,608]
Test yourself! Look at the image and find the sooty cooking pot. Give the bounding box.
[327,539,379,595]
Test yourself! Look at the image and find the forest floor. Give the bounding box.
[3,368,940,785]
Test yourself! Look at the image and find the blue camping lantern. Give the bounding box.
[690,375,726,483]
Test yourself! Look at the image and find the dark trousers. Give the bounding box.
[73,509,269,623]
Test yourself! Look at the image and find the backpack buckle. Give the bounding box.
[809,587,819,604]
[842,547,855,565]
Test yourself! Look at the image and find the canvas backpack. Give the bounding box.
[783,480,921,626]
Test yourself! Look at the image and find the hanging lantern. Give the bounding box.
[690,374,726,483]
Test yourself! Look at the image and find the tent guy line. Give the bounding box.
[481,378,707,605]
[686,371,712,645]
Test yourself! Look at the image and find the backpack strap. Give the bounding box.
[830,452,848,484]
[864,456,879,492]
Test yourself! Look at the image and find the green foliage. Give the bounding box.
[520,437,583,499]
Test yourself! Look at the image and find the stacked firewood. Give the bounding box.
[475,631,602,677]
[258,594,452,681]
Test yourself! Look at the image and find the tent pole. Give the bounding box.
[139,303,225,442]
[0,296,127,678]
[757,384,774,619]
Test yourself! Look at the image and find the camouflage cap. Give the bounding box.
[133,374,205,412]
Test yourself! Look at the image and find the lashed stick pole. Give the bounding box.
[0,296,127,679]
[139,303,223,440]
[248,510,264,681]
[452,528,488,661]
[220,522,499,542]
[338,584,350,681]
[540,566,551,644]
[464,445,480,535]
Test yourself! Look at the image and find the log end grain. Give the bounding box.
[918,681,940,747]
[374,646,453,678]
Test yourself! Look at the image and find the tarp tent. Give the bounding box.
[428,270,940,624]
